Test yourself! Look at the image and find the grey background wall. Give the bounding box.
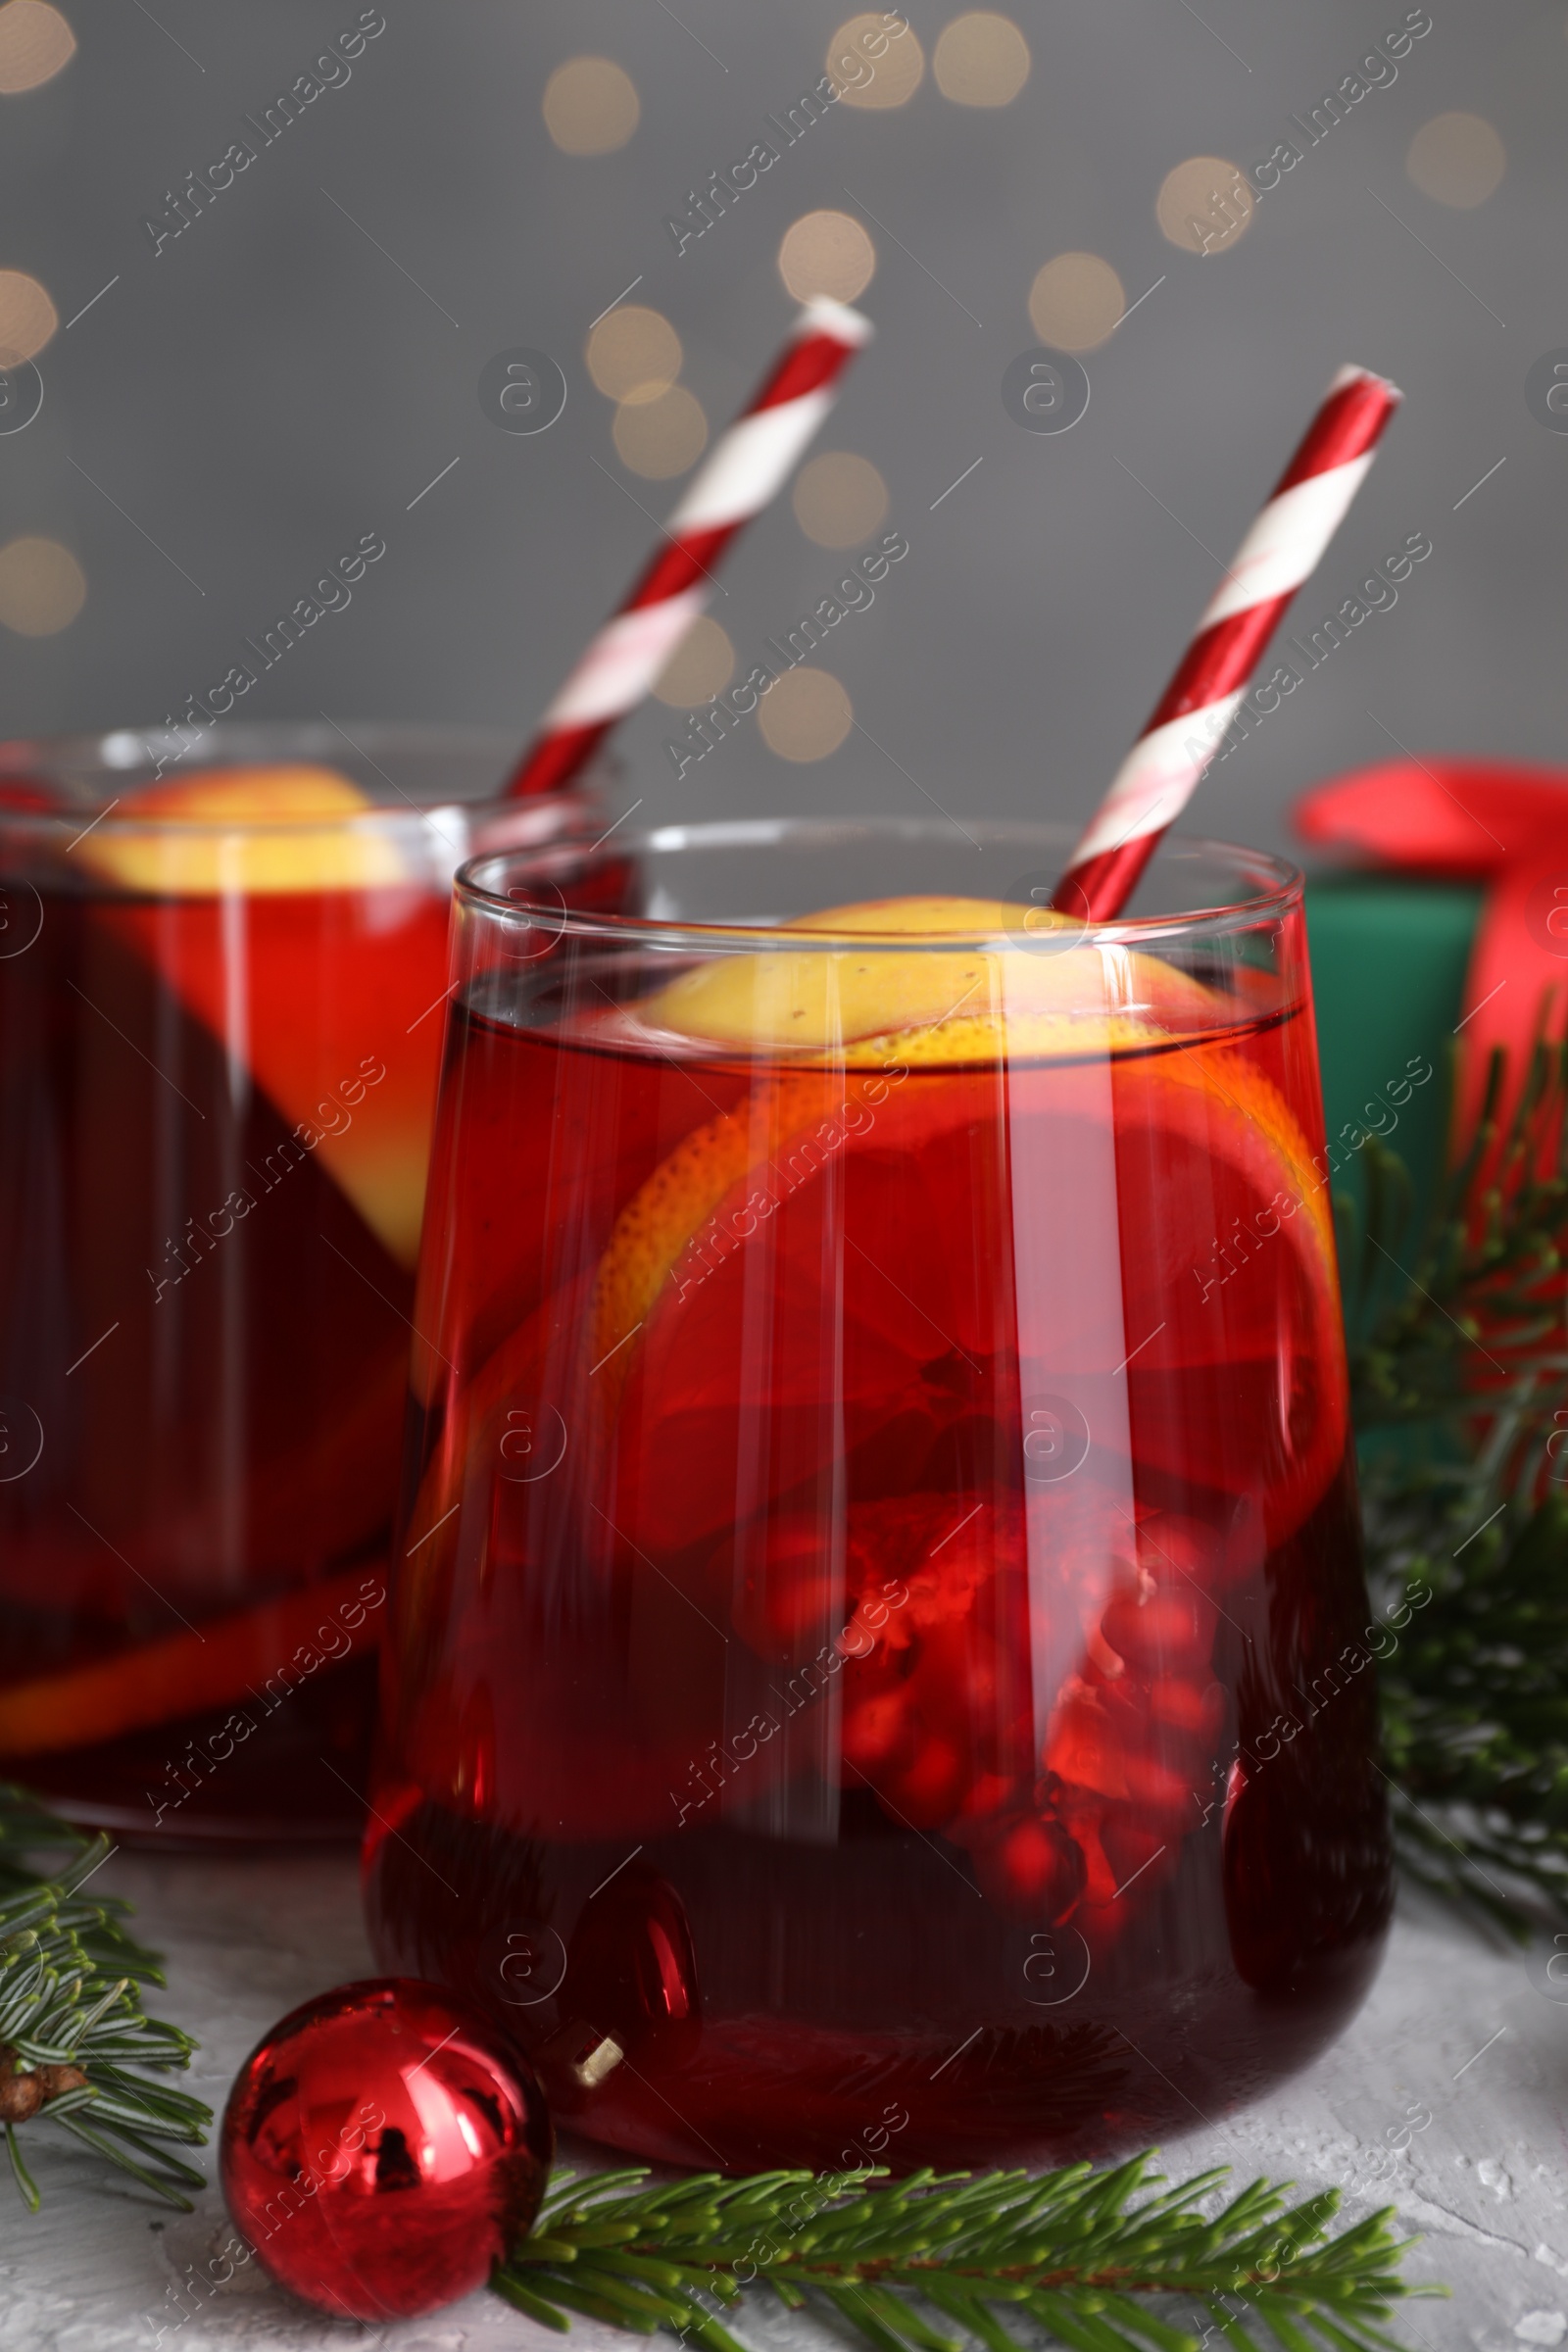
[0,0,1559,860]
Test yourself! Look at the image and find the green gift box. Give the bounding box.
[1302,874,1484,1240]
[1294,755,1568,1240]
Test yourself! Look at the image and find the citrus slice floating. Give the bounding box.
[586,896,1345,1554]
[76,763,404,895]
[640,894,1220,1061]
[77,765,446,1266]
[593,897,1222,1372]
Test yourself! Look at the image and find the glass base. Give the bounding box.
[21,1655,373,1847]
[367,1793,1390,2174]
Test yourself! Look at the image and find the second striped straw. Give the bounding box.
[507,298,872,801]
[1053,366,1402,922]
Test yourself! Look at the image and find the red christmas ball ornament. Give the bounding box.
[220,1977,553,2322]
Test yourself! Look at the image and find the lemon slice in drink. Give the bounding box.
[593,895,1241,1370]
[643,895,1219,1063]
[77,763,433,1266]
[586,895,1345,1551]
[75,763,404,894]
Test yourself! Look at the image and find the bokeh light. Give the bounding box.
[758,668,854,762]
[586,306,681,405]
[778,211,876,304]
[0,1,75,93]
[0,268,57,366]
[1155,156,1253,255]
[1405,112,1505,208]
[933,13,1030,106]
[653,616,735,709]
[792,452,889,548]
[1027,253,1125,352]
[826,14,925,109]
[542,56,639,156]
[0,536,84,635]
[612,384,708,478]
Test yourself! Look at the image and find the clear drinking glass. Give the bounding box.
[0,722,604,1841]
[366,815,1391,2170]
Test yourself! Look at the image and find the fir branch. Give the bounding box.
[493,2160,1440,2352]
[1341,1027,1568,1936]
[0,1784,212,2211]
[1346,1034,1568,1439]
[1363,1466,1568,1936]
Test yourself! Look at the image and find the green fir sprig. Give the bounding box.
[1371,1474,1568,1935]
[1343,1029,1568,1936]
[0,1784,212,2210]
[1346,1029,1568,1435]
[493,2159,1439,2352]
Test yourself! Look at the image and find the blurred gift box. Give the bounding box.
[1299,758,1568,1244]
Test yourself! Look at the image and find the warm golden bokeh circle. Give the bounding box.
[758,668,855,762]
[778,210,876,304]
[542,56,639,156]
[826,13,925,108]
[1027,253,1126,352]
[0,269,57,367]
[0,0,75,93]
[0,537,84,635]
[932,12,1030,106]
[1155,156,1253,255]
[792,452,889,548]
[585,306,681,405]
[1405,112,1506,208]
[654,616,736,709]
[612,384,708,479]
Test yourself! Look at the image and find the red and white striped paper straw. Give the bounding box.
[1052,365,1402,921]
[506,298,873,800]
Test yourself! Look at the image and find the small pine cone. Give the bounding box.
[0,2049,45,2122]
[36,2063,89,2100]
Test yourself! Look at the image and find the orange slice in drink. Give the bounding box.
[74,764,404,894]
[584,898,1345,1555]
[592,897,1218,1377]
[77,765,448,1266]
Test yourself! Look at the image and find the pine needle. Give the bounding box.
[1343,1026,1568,1936]
[492,2161,1442,2352]
[0,1784,212,2210]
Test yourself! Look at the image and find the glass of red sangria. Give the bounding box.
[0,722,601,1840]
[367,814,1390,2171]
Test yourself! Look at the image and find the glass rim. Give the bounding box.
[0,719,561,834]
[455,816,1302,952]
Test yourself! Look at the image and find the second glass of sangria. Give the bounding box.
[0,722,603,1839]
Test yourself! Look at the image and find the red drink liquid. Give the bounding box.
[0,869,449,1836]
[368,858,1391,2172]
[0,734,601,1839]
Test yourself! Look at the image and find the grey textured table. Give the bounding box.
[4,1851,1564,2351]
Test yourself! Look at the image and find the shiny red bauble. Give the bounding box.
[220,1977,552,2321]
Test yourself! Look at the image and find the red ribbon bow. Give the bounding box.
[1295,757,1568,1138]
